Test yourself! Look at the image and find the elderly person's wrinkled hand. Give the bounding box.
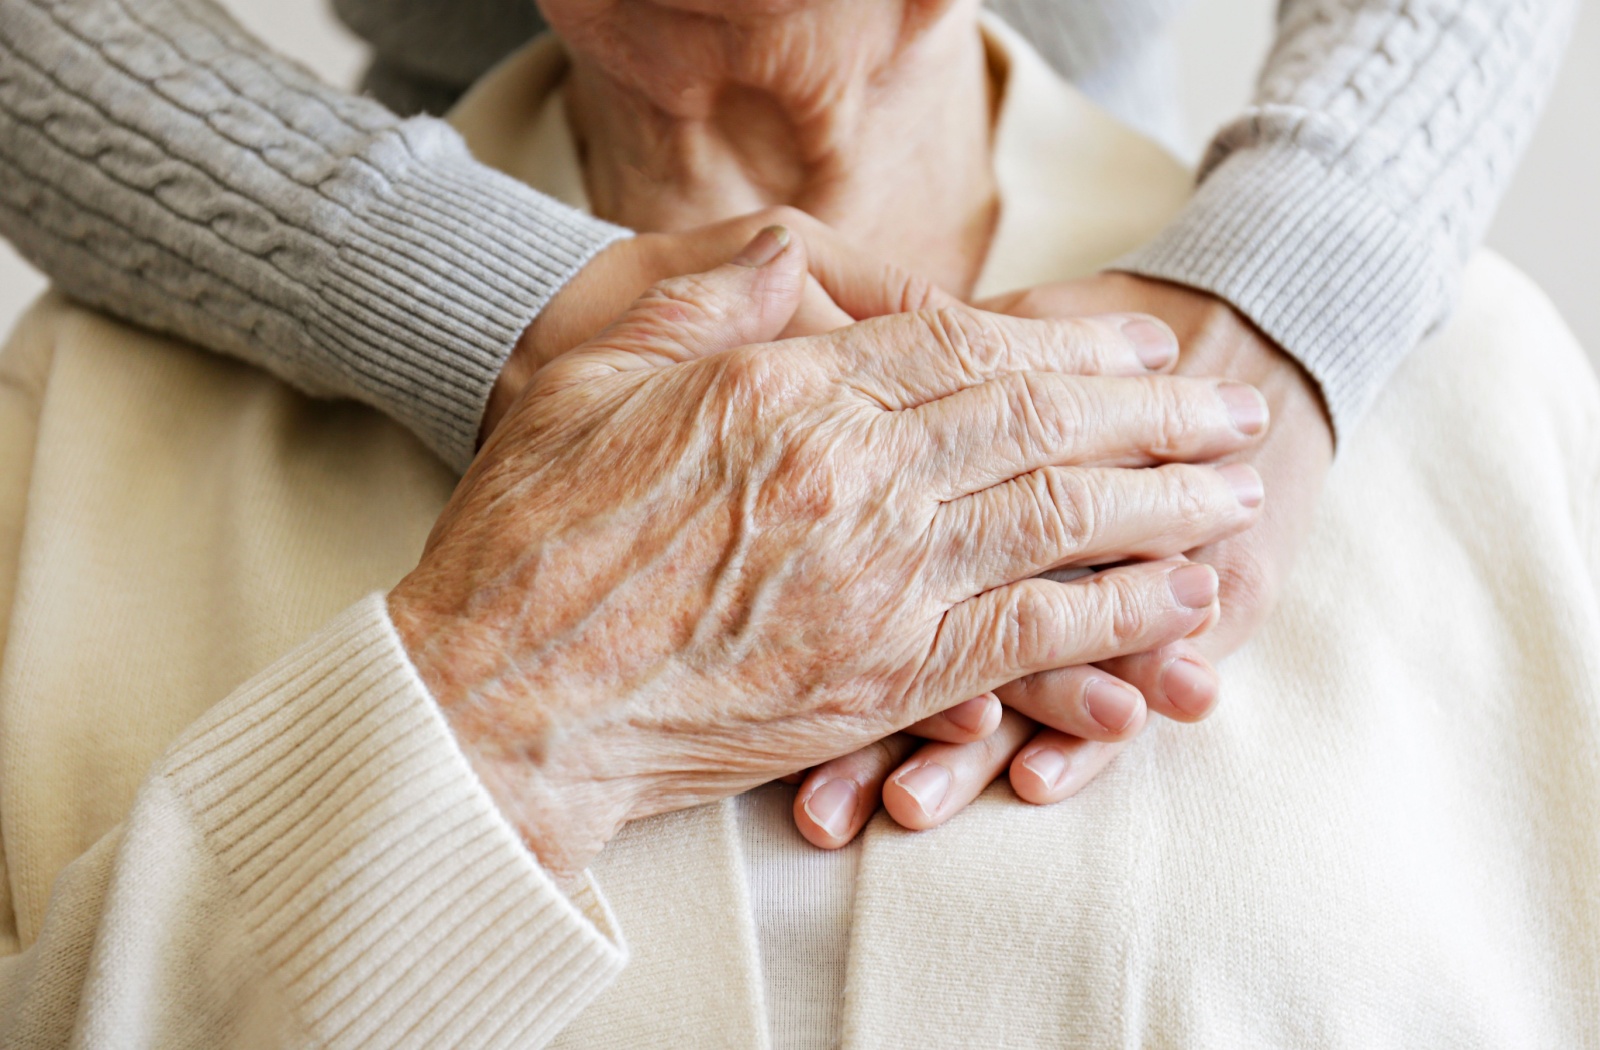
[389,229,1270,878]
[789,272,1322,846]
[975,273,1331,726]
[482,206,948,438]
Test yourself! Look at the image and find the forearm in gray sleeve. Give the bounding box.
[0,0,626,472]
[1116,0,1579,438]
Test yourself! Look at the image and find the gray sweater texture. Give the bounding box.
[0,0,1577,469]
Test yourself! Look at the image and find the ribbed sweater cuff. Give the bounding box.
[162,595,627,1048]
[323,119,629,472]
[1116,144,1448,442]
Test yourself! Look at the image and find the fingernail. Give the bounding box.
[802,778,857,840]
[1020,746,1069,791]
[732,225,790,267]
[894,763,952,818]
[1168,563,1218,609]
[1121,318,1176,370]
[1161,657,1218,717]
[1084,677,1141,733]
[1214,462,1264,508]
[1218,382,1268,435]
[944,695,993,734]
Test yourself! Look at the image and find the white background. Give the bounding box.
[3,0,1596,364]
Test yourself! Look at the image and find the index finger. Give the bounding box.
[826,306,1178,411]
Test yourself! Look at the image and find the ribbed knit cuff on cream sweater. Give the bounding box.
[0,596,626,1048]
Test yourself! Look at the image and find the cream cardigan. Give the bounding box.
[1,21,1597,1049]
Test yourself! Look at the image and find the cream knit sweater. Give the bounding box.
[1,23,1597,1049]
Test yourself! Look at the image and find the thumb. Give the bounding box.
[559,225,807,378]
[799,224,960,320]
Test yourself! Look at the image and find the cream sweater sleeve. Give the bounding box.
[0,595,628,1049]
[0,596,628,1049]
[0,350,627,1047]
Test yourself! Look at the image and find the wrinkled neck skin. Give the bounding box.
[552,0,998,297]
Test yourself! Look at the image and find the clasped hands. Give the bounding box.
[397,210,1331,877]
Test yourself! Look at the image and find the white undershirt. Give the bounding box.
[734,784,860,1050]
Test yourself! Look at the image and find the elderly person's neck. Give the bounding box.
[558,0,997,296]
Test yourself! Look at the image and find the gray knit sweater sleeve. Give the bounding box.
[0,0,626,471]
[1110,0,1578,433]
[0,0,1579,465]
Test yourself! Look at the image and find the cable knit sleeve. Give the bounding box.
[1116,0,1578,436]
[0,0,627,472]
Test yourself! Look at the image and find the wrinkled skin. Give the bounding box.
[790,273,1334,846]
[471,0,1323,847]
[391,233,1269,878]
[482,207,952,436]
[543,0,1000,295]
[991,273,1334,662]
[477,198,1325,850]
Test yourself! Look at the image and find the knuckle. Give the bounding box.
[1163,465,1215,524]
[642,273,726,326]
[993,594,1027,666]
[717,345,786,404]
[760,425,847,523]
[998,582,1065,665]
[711,348,813,449]
[1009,373,1087,456]
[1043,317,1101,370]
[996,374,1042,458]
[920,306,1012,380]
[1033,469,1096,557]
[1142,378,1198,456]
[1092,571,1151,650]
